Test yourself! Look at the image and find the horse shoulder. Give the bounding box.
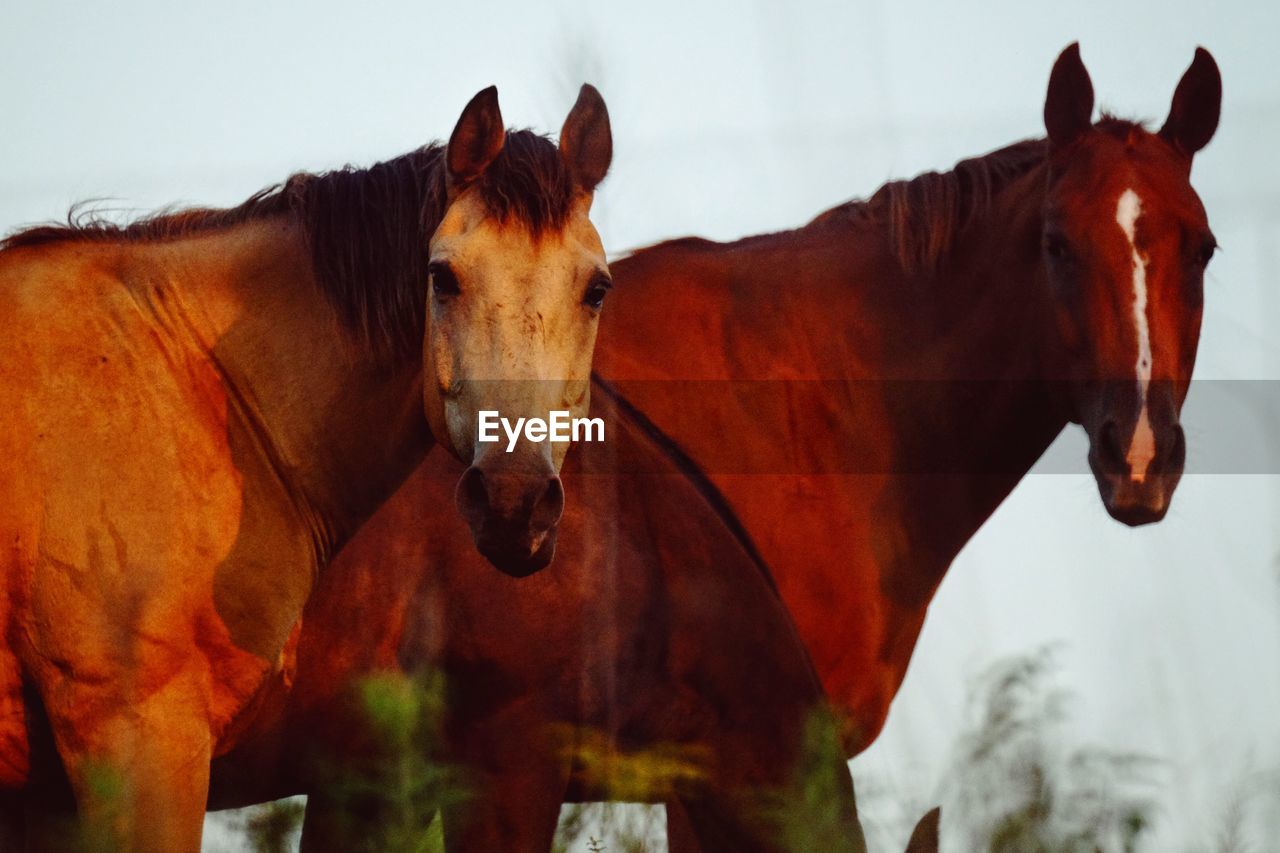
[0,241,316,753]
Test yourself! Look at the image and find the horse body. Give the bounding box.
[208,389,867,852]
[595,159,1065,750]
[595,45,1221,756]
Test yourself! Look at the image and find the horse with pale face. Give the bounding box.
[0,84,611,850]
[222,45,1215,852]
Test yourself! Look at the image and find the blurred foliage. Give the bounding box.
[217,799,304,850]
[231,798,304,853]
[941,646,1158,853]
[552,726,703,853]
[1197,759,1280,853]
[285,669,462,853]
[771,708,863,852]
[79,759,127,853]
[212,646,1280,853]
[553,725,709,804]
[560,708,862,852]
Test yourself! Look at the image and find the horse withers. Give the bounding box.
[0,84,612,850]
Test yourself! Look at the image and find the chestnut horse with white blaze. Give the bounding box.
[0,84,612,850]
[597,44,1220,753]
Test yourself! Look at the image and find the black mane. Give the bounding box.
[1,130,576,361]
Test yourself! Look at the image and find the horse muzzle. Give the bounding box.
[455,463,565,577]
[1088,417,1186,526]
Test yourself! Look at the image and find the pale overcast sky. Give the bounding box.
[3,1,1278,850]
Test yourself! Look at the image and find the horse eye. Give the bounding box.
[1042,231,1071,261]
[583,275,611,310]
[1196,237,1217,267]
[428,262,460,297]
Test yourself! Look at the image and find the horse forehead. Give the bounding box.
[1055,139,1198,229]
[456,216,601,272]
[1052,149,1131,210]
[432,189,490,240]
[1106,181,1205,250]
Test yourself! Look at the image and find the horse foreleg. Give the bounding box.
[669,700,867,853]
[0,795,27,850]
[671,772,865,853]
[441,764,566,853]
[42,670,213,852]
[297,789,373,853]
[664,797,704,852]
[22,796,79,853]
[765,710,867,853]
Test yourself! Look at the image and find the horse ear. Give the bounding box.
[903,806,940,853]
[1044,43,1094,148]
[447,86,505,192]
[1159,47,1221,157]
[559,84,613,194]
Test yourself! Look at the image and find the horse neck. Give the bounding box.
[156,218,431,559]
[877,160,1072,596]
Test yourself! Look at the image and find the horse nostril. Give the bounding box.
[1098,419,1126,470]
[530,476,565,532]
[456,466,489,526]
[456,466,562,534]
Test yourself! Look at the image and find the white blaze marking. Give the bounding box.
[1116,188,1155,483]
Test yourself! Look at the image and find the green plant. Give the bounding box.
[241,799,305,853]
[773,707,862,852]
[942,647,1157,853]
[307,670,464,853]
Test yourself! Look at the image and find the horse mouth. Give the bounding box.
[474,525,559,577]
[1086,419,1185,527]
[1103,493,1169,527]
[1093,468,1177,527]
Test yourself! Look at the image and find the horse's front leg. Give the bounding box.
[441,761,567,853]
[668,744,866,853]
[297,788,399,853]
[664,797,703,852]
[0,794,28,850]
[666,623,867,852]
[40,665,214,852]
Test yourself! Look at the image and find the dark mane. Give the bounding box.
[474,131,576,236]
[812,138,1050,277]
[1094,114,1152,138]
[813,117,1157,277]
[0,129,575,360]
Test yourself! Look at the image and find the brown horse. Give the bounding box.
[214,44,1214,853]
[594,43,1221,757]
[207,389,894,853]
[0,84,612,850]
